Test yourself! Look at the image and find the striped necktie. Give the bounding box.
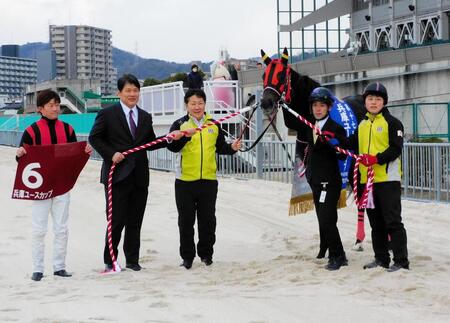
[129,110,137,139]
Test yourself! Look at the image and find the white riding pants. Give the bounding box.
[31,192,70,273]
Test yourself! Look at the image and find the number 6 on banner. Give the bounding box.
[22,162,43,189]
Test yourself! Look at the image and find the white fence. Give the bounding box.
[138,81,185,116]
[138,80,257,140]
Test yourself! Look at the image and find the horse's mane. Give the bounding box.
[342,95,366,123]
[289,69,320,118]
[289,69,366,123]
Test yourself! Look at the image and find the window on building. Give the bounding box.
[420,16,440,44]
[375,26,392,50]
[396,21,414,48]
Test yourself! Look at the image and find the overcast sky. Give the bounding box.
[0,0,278,63]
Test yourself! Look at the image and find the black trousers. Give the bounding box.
[104,174,148,265]
[175,179,218,261]
[310,182,345,258]
[364,181,409,267]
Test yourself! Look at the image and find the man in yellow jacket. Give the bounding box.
[168,89,241,269]
[348,82,409,272]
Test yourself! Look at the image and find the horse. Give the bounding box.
[259,48,367,225]
[259,47,365,158]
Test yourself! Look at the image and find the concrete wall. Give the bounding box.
[417,0,443,14]
[393,0,415,20]
[325,64,450,105]
[239,47,450,140]
[372,3,391,26]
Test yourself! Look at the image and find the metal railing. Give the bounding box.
[389,102,450,141]
[402,143,450,202]
[1,130,449,203]
[146,140,450,203]
[138,81,185,116]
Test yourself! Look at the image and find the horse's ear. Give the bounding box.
[281,47,289,66]
[261,49,272,65]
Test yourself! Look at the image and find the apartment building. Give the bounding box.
[49,25,117,94]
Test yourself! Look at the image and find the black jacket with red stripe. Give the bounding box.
[19,117,77,147]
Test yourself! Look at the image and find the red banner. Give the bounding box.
[12,142,90,200]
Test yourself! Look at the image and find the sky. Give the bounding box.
[0,0,278,63]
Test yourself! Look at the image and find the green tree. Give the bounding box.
[143,78,162,86]
[163,72,188,84]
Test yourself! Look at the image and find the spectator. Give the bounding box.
[187,64,204,89]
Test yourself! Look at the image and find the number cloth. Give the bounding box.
[12,142,89,200]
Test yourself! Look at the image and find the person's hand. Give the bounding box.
[231,139,241,151]
[327,138,340,147]
[169,130,184,140]
[182,128,197,137]
[319,130,335,143]
[360,154,377,166]
[112,152,125,164]
[16,146,27,158]
[85,143,93,155]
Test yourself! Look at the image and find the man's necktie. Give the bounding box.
[129,110,137,139]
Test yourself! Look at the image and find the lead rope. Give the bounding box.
[105,105,254,273]
[238,109,278,152]
[280,101,375,210]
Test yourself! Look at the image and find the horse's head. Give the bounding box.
[260,47,291,115]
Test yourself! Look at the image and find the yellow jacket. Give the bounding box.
[168,113,236,181]
[356,109,404,184]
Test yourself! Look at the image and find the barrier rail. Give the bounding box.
[389,102,450,141]
[1,131,449,203]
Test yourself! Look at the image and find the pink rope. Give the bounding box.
[105,106,253,272]
[280,102,375,210]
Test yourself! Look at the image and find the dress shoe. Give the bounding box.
[53,269,72,277]
[363,259,389,269]
[387,263,409,272]
[201,258,213,266]
[126,263,142,271]
[325,255,348,271]
[31,272,43,281]
[180,259,193,269]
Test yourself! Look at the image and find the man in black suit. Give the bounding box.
[305,87,348,271]
[89,74,183,272]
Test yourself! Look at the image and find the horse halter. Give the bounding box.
[263,52,291,103]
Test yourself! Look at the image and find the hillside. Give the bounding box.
[15,42,211,80]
